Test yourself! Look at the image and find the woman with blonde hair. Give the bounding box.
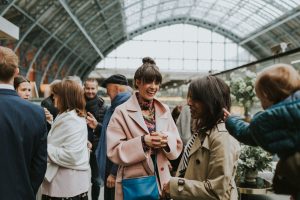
[42,80,90,200]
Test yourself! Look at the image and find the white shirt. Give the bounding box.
[0,84,14,90]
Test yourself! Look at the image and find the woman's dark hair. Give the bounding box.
[188,75,231,131]
[133,57,162,89]
[52,80,86,117]
[14,75,30,90]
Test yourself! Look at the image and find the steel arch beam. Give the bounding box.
[54,37,88,79]
[65,57,81,77]
[118,0,128,40]
[66,55,86,76]
[76,53,100,76]
[12,4,89,65]
[40,31,80,84]
[71,62,84,76]
[13,5,54,52]
[0,0,17,16]
[239,8,300,45]
[41,0,118,85]
[90,12,121,35]
[54,52,74,80]
[94,0,116,46]
[128,17,241,43]
[26,19,70,78]
[59,0,104,59]
[183,0,198,24]
[81,58,99,79]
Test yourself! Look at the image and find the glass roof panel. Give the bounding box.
[177,0,194,7]
[127,22,140,32]
[124,0,141,8]
[142,6,157,17]
[123,0,300,38]
[141,15,156,26]
[157,10,172,20]
[173,7,190,16]
[159,1,177,11]
[143,0,160,8]
[126,12,141,27]
[125,2,142,16]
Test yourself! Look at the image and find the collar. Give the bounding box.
[0,84,14,90]
[136,92,154,111]
[111,92,131,108]
[200,122,226,150]
[126,92,167,114]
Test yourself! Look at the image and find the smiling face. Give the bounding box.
[136,79,159,101]
[84,80,98,99]
[16,82,31,100]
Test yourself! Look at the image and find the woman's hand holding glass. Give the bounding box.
[144,132,168,149]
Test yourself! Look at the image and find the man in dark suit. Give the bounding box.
[0,46,47,199]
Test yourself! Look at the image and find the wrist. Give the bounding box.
[141,135,150,152]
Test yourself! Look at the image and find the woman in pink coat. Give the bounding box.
[106,57,183,200]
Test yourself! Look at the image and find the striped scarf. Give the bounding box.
[178,132,198,177]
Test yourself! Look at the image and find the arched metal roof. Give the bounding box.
[1,0,300,89]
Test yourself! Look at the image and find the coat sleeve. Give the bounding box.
[170,132,239,200]
[30,112,48,194]
[48,116,88,168]
[225,116,257,146]
[106,108,147,166]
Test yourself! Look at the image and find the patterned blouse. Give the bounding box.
[136,93,156,133]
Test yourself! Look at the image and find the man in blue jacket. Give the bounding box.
[96,74,131,200]
[0,46,47,199]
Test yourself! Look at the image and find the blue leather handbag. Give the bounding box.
[122,175,159,200]
[122,156,159,200]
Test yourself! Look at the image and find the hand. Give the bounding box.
[106,174,116,188]
[162,181,170,199]
[144,132,168,149]
[86,112,98,129]
[87,141,92,151]
[223,108,231,121]
[44,108,53,123]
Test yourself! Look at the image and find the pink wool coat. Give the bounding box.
[107,93,183,200]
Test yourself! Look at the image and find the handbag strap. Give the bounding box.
[122,154,157,180]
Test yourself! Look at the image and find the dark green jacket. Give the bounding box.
[225,91,300,158]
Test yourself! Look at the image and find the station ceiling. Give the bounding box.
[1,0,300,88]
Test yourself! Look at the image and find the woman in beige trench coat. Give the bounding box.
[163,76,240,200]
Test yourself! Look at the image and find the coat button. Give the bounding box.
[196,159,201,164]
[160,167,164,171]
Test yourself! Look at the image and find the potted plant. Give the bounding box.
[229,69,257,120]
[237,145,273,186]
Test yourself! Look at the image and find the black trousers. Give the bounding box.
[104,186,115,200]
[42,192,88,200]
[90,152,100,200]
